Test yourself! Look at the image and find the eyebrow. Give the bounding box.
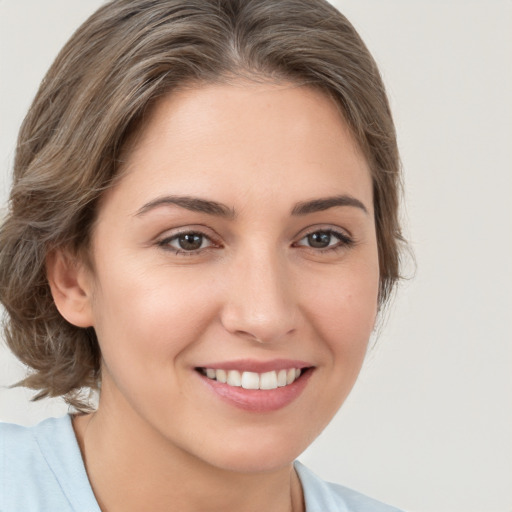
[135,195,235,218]
[291,195,369,216]
[135,193,368,219]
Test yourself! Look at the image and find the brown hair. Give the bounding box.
[0,0,403,410]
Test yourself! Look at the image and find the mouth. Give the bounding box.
[196,367,306,390]
[194,364,314,412]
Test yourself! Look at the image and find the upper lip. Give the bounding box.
[195,358,313,373]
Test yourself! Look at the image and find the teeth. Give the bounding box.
[216,369,227,383]
[241,371,260,389]
[227,370,242,387]
[201,367,305,389]
[277,369,287,387]
[260,371,278,390]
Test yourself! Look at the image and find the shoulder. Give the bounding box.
[0,418,54,479]
[1,415,76,474]
[295,461,405,512]
[1,414,69,450]
[0,416,100,512]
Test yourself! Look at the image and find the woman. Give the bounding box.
[0,0,404,510]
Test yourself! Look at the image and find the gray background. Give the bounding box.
[1,1,511,511]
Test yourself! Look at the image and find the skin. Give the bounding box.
[48,82,380,512]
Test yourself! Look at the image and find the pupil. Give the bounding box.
[308,231,331,248]
[178,233,202,250]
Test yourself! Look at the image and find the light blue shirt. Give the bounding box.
[0,416,403,512]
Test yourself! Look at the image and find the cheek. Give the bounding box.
[298,260,379,361]
[91,264,220,373]
[288,260,379,436]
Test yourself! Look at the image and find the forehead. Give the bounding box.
[110,82,372,214]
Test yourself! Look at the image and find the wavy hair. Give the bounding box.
[0,0,404,410]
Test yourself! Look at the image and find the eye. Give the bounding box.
[159,231,214,253]
[295,229,353,250]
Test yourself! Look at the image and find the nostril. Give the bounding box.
[220,295,298,344]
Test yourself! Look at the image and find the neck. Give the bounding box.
[72,402,304,512]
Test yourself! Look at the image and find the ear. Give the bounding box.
[46,249,95,328]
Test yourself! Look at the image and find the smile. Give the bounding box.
[195,360,314,412]
[198,368,302,390]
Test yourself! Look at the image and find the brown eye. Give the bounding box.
[295,229,354,251]
[307,231,332,248]
[160,231,212,252]
[177,233,204,251]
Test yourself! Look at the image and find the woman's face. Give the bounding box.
[84,82,379,472]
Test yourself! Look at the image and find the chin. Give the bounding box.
[208,449,298,475]
[189,426,315,475]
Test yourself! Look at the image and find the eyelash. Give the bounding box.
[293,228,354,253]
[157,230,220,256]
[157,228,354,255]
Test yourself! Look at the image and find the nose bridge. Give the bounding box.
[221,241,297,343]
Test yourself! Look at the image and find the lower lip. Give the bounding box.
[197,369,313,412]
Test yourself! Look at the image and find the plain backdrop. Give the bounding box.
[1,1,511,511]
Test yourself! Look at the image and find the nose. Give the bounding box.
[220,247,298,344]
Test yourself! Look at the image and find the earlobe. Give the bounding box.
[46,250,94,328]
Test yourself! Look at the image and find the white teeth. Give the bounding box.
[216,369,227,383]
[201,367,305,389]
[241,371,260,389]
[227,370,242,386]
[260,371,278,390]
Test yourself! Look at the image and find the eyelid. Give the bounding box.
[156,226,223,253]
[153,224,354,255]
[294,223,353,240]
[293,225,355,250]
